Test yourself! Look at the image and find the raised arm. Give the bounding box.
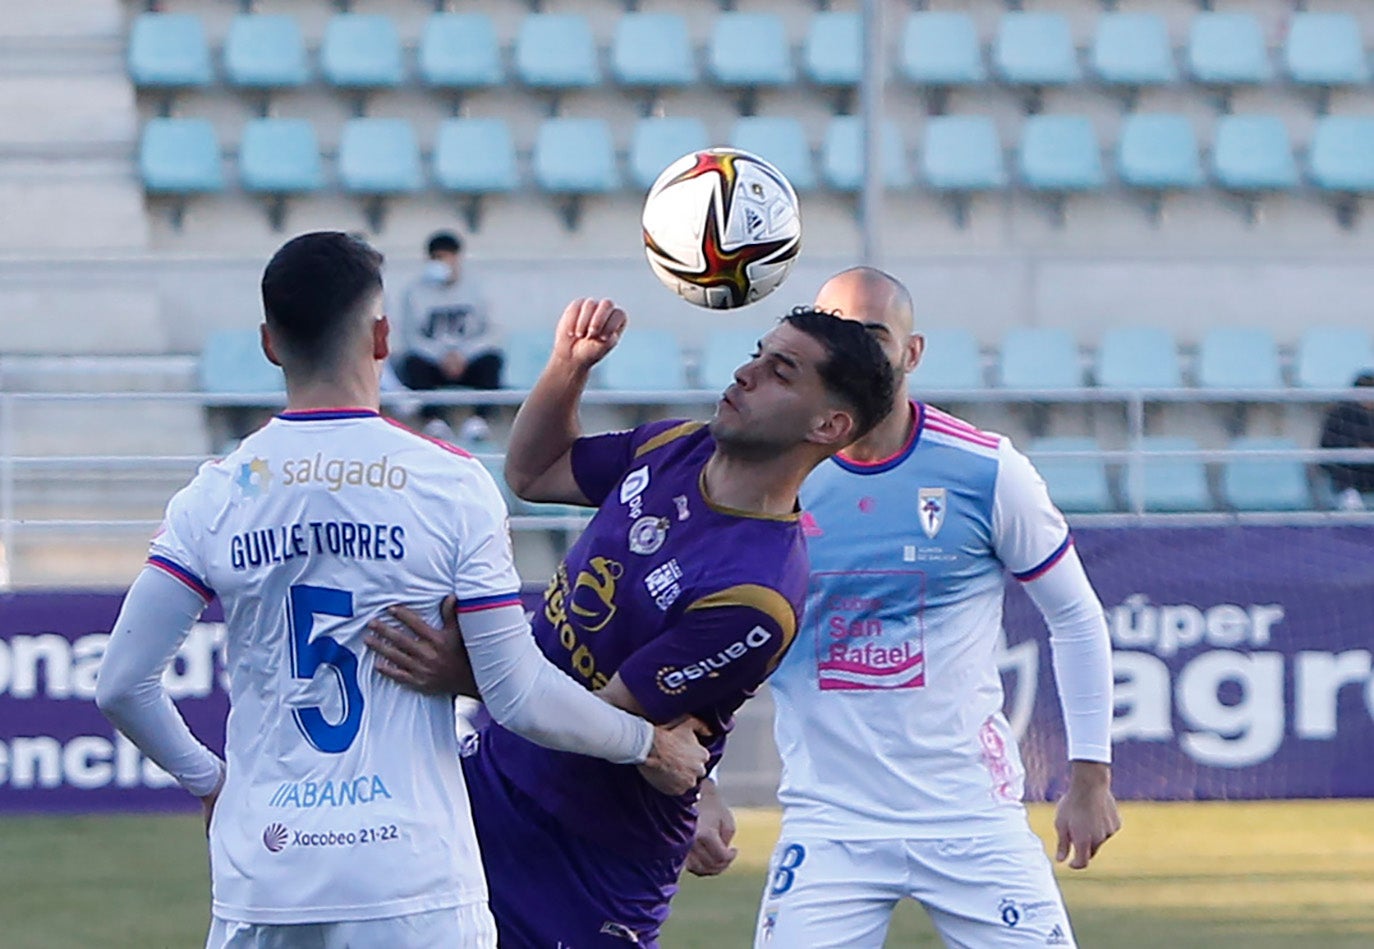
[505,298,626,504]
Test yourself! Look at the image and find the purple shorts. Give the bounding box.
[461,739,682,948]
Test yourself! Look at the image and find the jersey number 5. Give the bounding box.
[288,584,364,754]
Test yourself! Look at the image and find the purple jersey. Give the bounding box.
[482,419,809,860]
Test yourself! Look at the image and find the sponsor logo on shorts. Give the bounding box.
[1000,898,1022,927]
[598,921,642,944]
[760,907,779,942]
[1047,923,1070,945]
[262,823,289,853]
[655,625,772,693]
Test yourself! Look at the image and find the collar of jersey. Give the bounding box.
[277,407,379,421]
[696,468,801,522]
[832,401,922,475]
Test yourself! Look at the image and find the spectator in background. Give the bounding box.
[1320,370,1374,510]
[394,231,503,442]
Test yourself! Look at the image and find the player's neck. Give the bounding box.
[841,400,915,464]
[701,451,805,518]
[284,364,381,414]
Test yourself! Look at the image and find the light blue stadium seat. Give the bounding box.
[1212,116,1297,191]
[1187,13,1271,86]
[629,117,710,192]
[1295,327,1374,389]
[139,119,224,193]
[596,330,688,391]
[1029,437,1113,513]
[805,11,861,87]
[1019,116,1103,191]
[698,328,762,393]
[994,13,1081,87]
[419,13,502,89]
[1117,114,1203,190]
[1223,438,1311,511]
[501,330,554,391]
[128,13,212,88]
[1091,13,1176,87]
[1127,437,1212,512]
[225,15,307,89]
[709,13,795,88]
[1097,327,1181,389]
[1309,117,1374,193]
[337,119,421,193]
[922,117,1006,191]
[434,119,517,193]
[1284,13,1368,87]
[612,13,695,89]
[239,119,323,194]
[900,13,986,87]
[821,117,909,191]
[907,328,982,390]
[533,119,618,193]
[1197,327,1282,389]
[516,14,599,90]
[999,328,1082,389]
[200,329,284,394]
[321,14,403,89]
[729,117,817,192]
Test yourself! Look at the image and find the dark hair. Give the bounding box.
[427,231,462,257]
[782,306,897,441]
[260,231,383,371]
[1355,370,1374,388]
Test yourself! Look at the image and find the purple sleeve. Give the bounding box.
[617,586,799,724]
[570,419,695,506]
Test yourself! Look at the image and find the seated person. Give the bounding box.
[1319,370,1374,510]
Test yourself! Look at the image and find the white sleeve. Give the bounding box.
[1020,545,1113,764]
[460,604,653,765]
[991,439,1072,581]
[96,567,226,796]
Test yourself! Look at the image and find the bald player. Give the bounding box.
[691,267,1121,948]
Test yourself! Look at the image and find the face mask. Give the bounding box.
[425,260,451,283]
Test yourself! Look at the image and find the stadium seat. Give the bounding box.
[1091,13,1176,89]
[709,13,795,91]
[321,15,404,90]
[629,117,710,192]
[516,14,599,91]
[1117,114,1203,190]
[200,329,284,394]
[1196,327,1282,390]
[501,330,554,391]
[899,13,986,88]
[1019,116,1104,192]
[139,119,224,193]
[127,13,212,89]
[994,13,1081,89]
[1223,438,1311,511]
[921,117,1006,192]
[907,328,983,390]
[433,118,518,194]
[418,13,502,90]
[821,117,910,191]
[337,119,422,193]
[1126,437,1212,513]
[1284,13,1368,88]
[698,328,761,393]
[596,330,688,391]
[999,328,1082,389]
[729,117,817,192]
[239,119,323,195]
[1309,118,1374,194]
[1097,327,1181,389]
[1295,327,1374,389]
[1187,13,1271,87]
[1212,116,1297,191]
[1028,437,1113,513]
[224,15,307,90]
[533,119,619,194]
[612,13,696,90]
[804,11,862,87]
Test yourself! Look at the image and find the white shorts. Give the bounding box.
[206,903,497,949]
[753,827,1075,949]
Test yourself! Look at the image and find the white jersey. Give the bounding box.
[149,408,519,924]
[773,404,1072,840]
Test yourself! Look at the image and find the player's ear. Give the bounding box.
[373,315,391,361]
[260,322,283,367]
[904,333,924,376]
[809,407,858,450]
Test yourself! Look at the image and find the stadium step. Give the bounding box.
[0,354,197,392]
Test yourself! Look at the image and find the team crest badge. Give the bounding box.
[628,515,670,555]
[918,487,946,538]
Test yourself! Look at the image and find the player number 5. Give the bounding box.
[288,584,364,754]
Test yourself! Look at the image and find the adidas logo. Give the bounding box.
[1046,923,1070,946]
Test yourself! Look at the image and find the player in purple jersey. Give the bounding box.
[371,297,896,947]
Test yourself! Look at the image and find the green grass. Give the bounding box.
[2,802,1373,947]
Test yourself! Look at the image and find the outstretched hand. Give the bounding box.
[552,298,627,372]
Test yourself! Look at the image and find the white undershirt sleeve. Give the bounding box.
[1020,546,1114,764]
[95,567,226,797]
[460,603,654,765]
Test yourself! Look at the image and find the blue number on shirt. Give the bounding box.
[287,584,363,754]
[769,843,807,896]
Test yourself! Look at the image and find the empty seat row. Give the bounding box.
[129,11,1374,97]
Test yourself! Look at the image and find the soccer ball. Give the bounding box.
[642,148,802,310]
